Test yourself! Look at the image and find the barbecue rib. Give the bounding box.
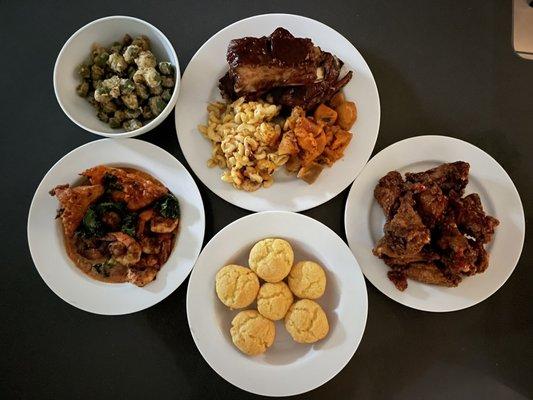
[219,28,353,110]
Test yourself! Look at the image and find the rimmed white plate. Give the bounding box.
[345,135,525,312]
[27,139,205,315]
[175,13,380,212]
[187,211,368,396]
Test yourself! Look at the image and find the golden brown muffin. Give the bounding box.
[285,299,329,343]
[288,261,327,299]
[215,264,260,309]
[257,282,294,321]
[248,238,294,283]
[230,310,276,355]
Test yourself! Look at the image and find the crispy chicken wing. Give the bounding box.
[373,161,497,291]
[453,193,499,244]
[404,262,462,287]
[435,218,478,275]
[405,161,469,199]
[374,171,404,219]
[373,193,431,258]
[415,184,448,227]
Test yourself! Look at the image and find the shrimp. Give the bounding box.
[106,232,142,266]
[126,266,158,287]
[137,208,154,236]
[151,215,179,233]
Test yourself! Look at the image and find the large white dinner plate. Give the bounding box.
[187,211,368,396]
[175,14,380,212]
[345,135,525,312]
[27,139,205,315]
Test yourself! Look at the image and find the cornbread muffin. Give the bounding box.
[288,261,327,299]
[249,238,294,283]
[215,265,260,309]
[257,282,294,321]
[285,299,329,343]
[230,310,276,355]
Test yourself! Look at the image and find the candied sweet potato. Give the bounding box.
[313,103,337,126]
[335,101,357,130]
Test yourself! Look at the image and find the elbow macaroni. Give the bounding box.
[198,97,289,191]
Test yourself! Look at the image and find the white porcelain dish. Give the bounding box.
[187,211,368,396]
[54,16,180,138]
[345,135,525,312]
[27,139,205,315]
[175,14,380,212]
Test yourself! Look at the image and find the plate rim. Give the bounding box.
[186,210,368,396]
[27,138,206,315]
[344,134,525,312]
[175,12,381,212]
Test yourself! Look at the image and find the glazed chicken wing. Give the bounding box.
[373,193,431,258]
[406,161,469,199]
[373,161,498,291]
[374,171,404,219]
[404,262,462,287]
[453,193,499,244]
[415,184,448,227]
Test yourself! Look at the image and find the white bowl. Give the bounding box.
[54,15,180,138]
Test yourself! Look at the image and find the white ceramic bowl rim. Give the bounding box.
[53,15,180,138]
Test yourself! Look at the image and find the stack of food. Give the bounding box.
[50,165,180,286]
[75,34,176,131]
[373,162,499,291]
[199,28,357,191]
[215,238,330,356]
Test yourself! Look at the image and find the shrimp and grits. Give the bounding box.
[50,165,180,287]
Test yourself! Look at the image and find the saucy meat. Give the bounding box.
[372,162,499,291]
[51,166,180,287]
[219,28,353,111]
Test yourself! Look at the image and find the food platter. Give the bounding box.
[27,139,205,315]
[175,13,380,212]
[22,10,528,397]
[344,135,525,312]
[187,211,368,396]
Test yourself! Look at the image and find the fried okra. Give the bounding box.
[75,34,176,132]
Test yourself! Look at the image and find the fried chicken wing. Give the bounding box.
[404,263,462,287]
[453,193,499,244]
[50,184,104,237]
[381,247,440,268]
[373,193,431,258]
[374,171,404,219]
[405,161,469,199]
[415,184,448,227]
[373,161,498,291]
[435,218,478,275]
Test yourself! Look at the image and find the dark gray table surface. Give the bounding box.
[1,1,531,399]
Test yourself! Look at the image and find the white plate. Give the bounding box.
[175,14,380,212]
[344,135,525,312]
[187,211,368,396]
[27,139,205,315]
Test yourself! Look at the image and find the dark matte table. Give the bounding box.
[1,1,531,399]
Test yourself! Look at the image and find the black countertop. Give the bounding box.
[1,1,531,399]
